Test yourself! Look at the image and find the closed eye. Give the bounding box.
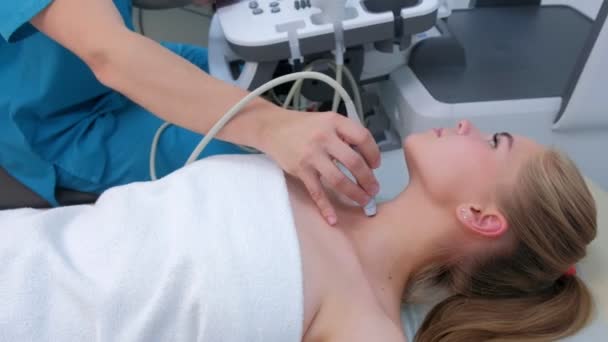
[489,133,500,149]
[490,132,514,150]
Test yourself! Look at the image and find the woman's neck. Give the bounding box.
[335,184,452,321]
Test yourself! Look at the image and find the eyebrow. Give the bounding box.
[498,132,514,150]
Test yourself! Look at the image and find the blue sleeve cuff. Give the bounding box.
[0,0,54,43]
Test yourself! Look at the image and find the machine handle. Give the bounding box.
[208,15,261,90]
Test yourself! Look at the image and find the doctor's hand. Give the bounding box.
[262,111,381,225]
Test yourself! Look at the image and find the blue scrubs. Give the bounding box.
[0,0,245,206]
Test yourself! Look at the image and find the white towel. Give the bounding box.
[0,155,303,342]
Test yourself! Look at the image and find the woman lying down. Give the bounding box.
[0,120,597,342]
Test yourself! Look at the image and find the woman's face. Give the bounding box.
[403,120,544,207]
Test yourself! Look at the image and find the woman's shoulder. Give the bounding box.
[304,293,406,342]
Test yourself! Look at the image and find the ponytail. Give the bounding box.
[414,275,593,342]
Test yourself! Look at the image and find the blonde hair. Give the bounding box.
[413,149,597,342]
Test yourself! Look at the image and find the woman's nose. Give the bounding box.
[457,120,471,135]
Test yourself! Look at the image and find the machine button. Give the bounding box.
[300,0,306,8]
[305,0,311,8]
[249,1,259,9]
[270,1,280,7]
[271,7,281,13]
[252,7,264,14]
[295,0,300,10]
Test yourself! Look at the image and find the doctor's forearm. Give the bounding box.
[31,0,278,151]
[93,29,279,150]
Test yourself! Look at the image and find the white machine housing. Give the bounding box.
[215,0,439,61]
[210,0,442,88]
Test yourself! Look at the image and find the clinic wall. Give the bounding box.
[555,6,608,131]
[132,6,211,46]
[543,0,603,19]
[446,0,603,18]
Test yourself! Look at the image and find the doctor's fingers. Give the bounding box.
[333,116,381,170]
[324,140,378,204]
[300,170,337,226]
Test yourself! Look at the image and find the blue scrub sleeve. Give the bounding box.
[0,0,53,42]
[54,43,246,194]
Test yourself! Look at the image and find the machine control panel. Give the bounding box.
[216,0,440,62]
[247,0,286,14]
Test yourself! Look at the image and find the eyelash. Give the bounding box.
[490,133,499,149]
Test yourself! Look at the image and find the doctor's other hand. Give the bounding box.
[262,111,381,225]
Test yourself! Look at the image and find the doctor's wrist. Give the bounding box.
[254,107,295,155]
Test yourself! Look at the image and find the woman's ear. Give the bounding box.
[456,204,508,238]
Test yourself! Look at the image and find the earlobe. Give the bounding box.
[457,205,508,238]
[458,207,472,222]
